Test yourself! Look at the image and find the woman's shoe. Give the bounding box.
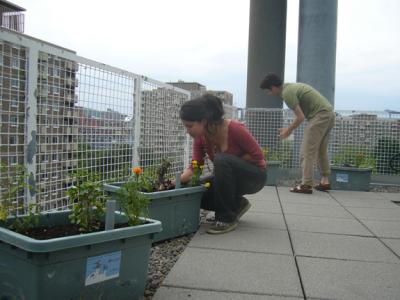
[290,184,313,194]
[314,183,331,191]
[207,221,238,234]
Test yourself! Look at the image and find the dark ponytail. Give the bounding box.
[180,94,224,125]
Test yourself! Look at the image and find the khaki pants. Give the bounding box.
[300,110,335,186]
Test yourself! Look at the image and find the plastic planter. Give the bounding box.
[0,211,161,300]
[265,161,281,186]
[330,166,372,191]
[104,184,205,243]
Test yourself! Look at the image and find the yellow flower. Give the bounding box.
[192,160,198,167]
[200,165,204,170]
[132,167,142,175]
[204,182,211,189]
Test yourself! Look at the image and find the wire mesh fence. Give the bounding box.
[1,29,400,213]
[1,30,190,212]
[242,108,400,176]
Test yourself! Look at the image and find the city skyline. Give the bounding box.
[11,0,400,110]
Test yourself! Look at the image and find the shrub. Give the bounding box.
[333,145,375,169]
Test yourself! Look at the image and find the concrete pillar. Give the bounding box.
[246,0,287,108]
[297,0,338,106]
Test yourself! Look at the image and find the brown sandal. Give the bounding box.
[314,183,331,191]
[290,184,313,194]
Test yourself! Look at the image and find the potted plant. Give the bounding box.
[104,159,206,243]
[262,147,281,186]
[330,145,375,191]
[0,168,161,300]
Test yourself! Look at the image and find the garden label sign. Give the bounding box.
[85,251,122,286]
[336,173,349,183]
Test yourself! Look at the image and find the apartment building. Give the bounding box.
[0,0,25,33]
[35,52,79,210]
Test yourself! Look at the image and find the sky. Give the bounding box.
[14,0,400,110]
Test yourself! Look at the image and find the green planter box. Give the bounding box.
[265,161,281,186]
[330,166,372,191]
[0,211,161,300]
[104,184,205,243]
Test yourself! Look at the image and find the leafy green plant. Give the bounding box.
[262,141,293,167]
[333,145,376,169]
[67,170,107,232]
[0,163,38,233]
[190,160,203,186]
[115,168,149,226]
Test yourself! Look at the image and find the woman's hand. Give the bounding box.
[279,127,291,139]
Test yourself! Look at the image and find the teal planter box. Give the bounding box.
[0,211,161,300]
[104,184,205,243]
[265,161,281,186]
[330,166,372,191]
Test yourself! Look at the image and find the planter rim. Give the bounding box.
[331,165,373,172]
[0,211,161,253]
[267,160,281,165]
[104,182,206,200]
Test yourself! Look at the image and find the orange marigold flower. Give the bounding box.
[133,167,142,175]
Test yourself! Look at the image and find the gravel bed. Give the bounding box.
[143,234,194,299]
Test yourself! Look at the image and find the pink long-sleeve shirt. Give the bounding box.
[191,120,266,170]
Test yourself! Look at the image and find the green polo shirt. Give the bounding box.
[282,83,333,120]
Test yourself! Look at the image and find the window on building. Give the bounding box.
[53,86,60,95]
[9,136,16,144]
[52,136,58,144]
[9,156,17,165]
[11,57,19,68]
[11,79,18,88]
[10,115,18,126]
[11,95,18,107]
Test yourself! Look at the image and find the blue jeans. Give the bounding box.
[201,153,266,223]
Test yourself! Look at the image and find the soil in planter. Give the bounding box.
[5,221,151,240]
[147,179,175,192]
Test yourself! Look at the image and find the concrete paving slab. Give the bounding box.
[291,231,399,263]
[190,225,292,255]
[247,186,279,202]
[285,215,372,236]
[375,192,400,201]
[329,190,383,200]
[346,207,400,221]
[277,188,339,206]
[281,202,353,219]
[381,238,400,257]
[153,286,303,300]
[239,212,287,230]
[362,220,400,238]
[298,256,400,300]
[163,247,303,298]
[332,197,399,209]
[249,199,283,214]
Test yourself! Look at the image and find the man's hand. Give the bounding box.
[279,127,291,139]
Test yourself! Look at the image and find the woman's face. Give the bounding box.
[182,120,206,138]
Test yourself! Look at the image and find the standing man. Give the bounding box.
[260,73,335,194]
